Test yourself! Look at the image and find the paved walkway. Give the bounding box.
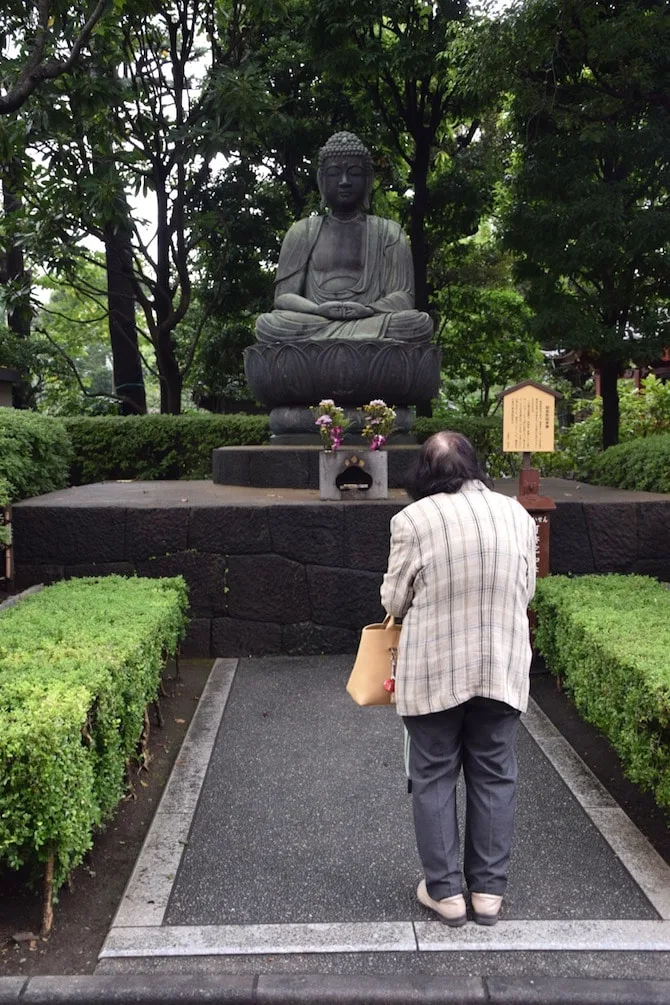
[97,657,670,982]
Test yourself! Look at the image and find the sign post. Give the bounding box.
[500,380,562,580]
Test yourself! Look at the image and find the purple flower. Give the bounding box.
[315,414,333,426]
[370,434,386,450]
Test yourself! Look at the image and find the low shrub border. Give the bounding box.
[590,434,670,494]
[0,575,189,933]
[65,413,271,484]
[533,575,670,812]
[0,409,72,503]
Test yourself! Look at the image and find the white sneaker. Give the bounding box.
[416,879,467,927]
[471,892,503,926]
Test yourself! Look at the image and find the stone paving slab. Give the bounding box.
[9,973,670,1005]
[99,656,670,980]
[96,950,670,980]
[165,657,655,927]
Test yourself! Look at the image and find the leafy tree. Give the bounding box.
[503,0,670,448]
[0,259,125,414]
[437,284,540,415]
[16,0,250,414]
[187,160,293,409]
[1,4,150,412]
[191,0,506,419]
[309,0,501,313]
[0,0,111,115]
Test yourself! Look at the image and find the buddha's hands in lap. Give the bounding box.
[319,301,375,320]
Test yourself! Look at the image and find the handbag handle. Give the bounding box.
[383,614,396,630]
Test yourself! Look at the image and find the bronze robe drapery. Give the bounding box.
[256,215,431,343]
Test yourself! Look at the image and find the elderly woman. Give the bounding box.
[381,431,537,927]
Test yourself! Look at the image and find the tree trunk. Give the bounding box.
[598,357,620,450]
[104,224,146,415]
[2,160,32,407]
[409,170,430,315]
[157,332,183,415]
[409,158,433,419]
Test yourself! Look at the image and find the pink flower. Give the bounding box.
[315,414,333,426]
[331,425,344,450]
[370,434,386,450]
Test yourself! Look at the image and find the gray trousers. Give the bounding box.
[403,697,520,900]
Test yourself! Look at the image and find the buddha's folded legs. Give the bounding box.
[384,310,434,343]
[256,309,432,343]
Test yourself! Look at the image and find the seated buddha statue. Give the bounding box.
[256,131,433,344]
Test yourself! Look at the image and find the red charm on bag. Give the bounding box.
[384,646,398,693]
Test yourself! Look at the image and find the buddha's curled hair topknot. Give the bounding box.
[318,132,373,175]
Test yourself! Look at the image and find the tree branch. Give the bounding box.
[0,0,111,115]
[34,324,136,408]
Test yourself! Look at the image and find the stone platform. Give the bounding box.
[11,478,670,659]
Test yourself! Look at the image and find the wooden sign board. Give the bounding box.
[502,381,559,453]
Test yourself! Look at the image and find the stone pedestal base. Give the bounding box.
[319,449,388,501]
[244,339,441,408]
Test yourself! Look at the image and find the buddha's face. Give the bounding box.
[320,156,369,213]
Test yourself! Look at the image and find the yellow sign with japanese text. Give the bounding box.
[502,383,557,453]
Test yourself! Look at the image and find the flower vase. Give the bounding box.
[319,449,388,501]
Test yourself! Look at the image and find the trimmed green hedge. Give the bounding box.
[65,413,270,483]
[0,409,72,502]
[533,575,670,810]
[0,575,189,891]
[589,434,670,494]
[413,414,516,477]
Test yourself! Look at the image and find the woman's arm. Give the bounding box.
[381,511,421,618]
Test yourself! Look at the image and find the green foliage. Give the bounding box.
[65,413,270,484]
[309,0,502,312]
[503,0,670,448]
[413,412,516,477]
[0,409,72,502]
[533,575,670,811]
[0,0,123,115]
[0,575,188,889]
[31,261,119,415]
[536,376,670,480]
[590,435,670,495]
[436,285,541,416]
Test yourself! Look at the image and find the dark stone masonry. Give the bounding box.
[10,479,670,658]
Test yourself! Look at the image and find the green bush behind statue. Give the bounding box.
[0,409,72,503]
[64,413,271,484]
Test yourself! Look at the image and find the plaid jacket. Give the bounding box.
[381,481,537,717]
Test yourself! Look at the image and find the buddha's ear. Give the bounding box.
[317,169,327,211]
[363,174,373,211]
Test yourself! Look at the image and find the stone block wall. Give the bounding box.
[11,497,670,658]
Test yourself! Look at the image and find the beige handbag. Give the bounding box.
[346,615,401,706]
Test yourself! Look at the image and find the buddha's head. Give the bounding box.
[317,131,374,214]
